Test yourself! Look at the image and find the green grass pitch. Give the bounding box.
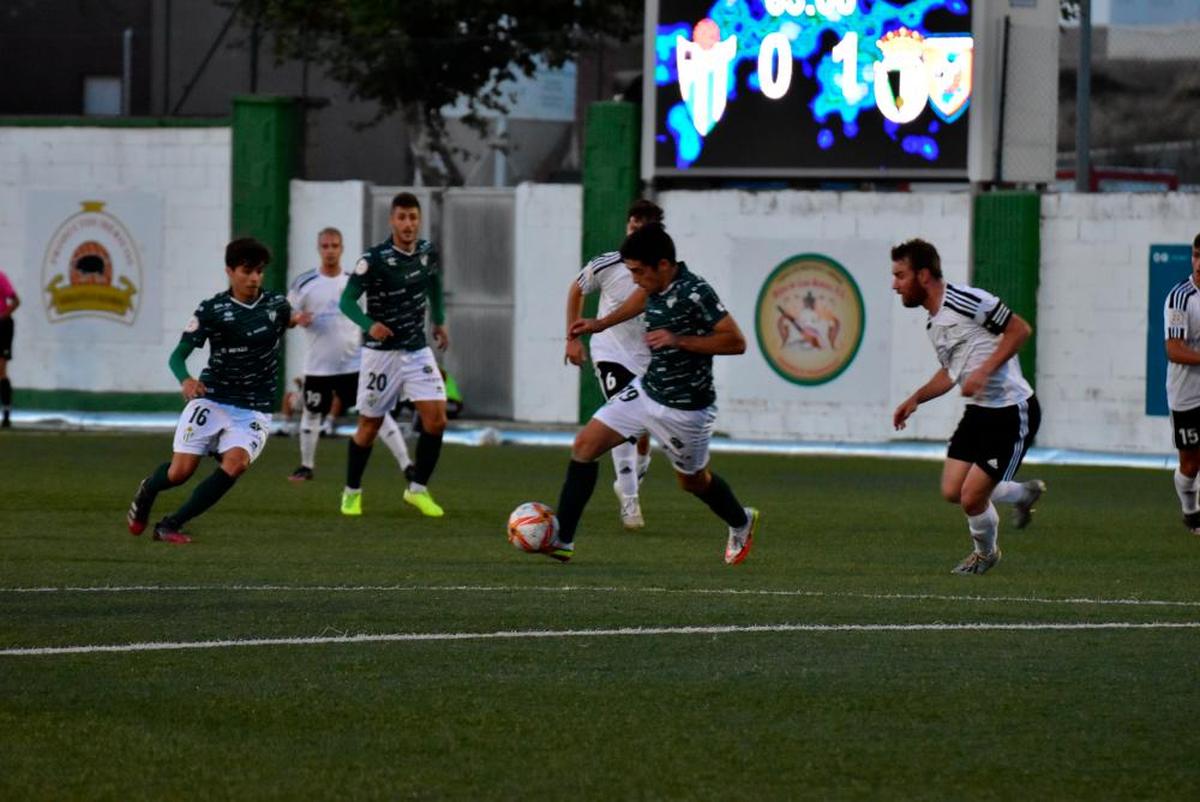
[1,430,1198,800]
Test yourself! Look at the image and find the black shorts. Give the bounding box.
[594,361,637,401]
[947,395,1041,482]
[0,317,12,360]
[303,372,358,415]
[1171,406,1200,450]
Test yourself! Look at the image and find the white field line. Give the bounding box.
[3,621,1200,657]
[2,583,1199,609]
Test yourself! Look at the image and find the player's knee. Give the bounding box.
[222,453,251,477]
[677,471,709,494]
[941,484,961,504]
[422,414,447,435]
[1181,451,1200,477]
[166,465,192,484]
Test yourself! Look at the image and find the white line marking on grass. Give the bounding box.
[3,621,1199,657]
[3,583,1200,609]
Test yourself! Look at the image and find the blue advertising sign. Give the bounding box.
[1146,244,1194,416]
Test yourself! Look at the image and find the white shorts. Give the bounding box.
[593,377,717,475]
[172,399,271,462]
[357,346,446,417]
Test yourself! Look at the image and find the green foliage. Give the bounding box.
[228,0,641,134]
[1,432,1198,799]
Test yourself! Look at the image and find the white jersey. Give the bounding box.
[287,269,362,376]
[926,283,1033,409]
[1164,277,1200,411]
[576,251,651,375]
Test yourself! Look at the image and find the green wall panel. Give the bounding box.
[231,95,301,402]
[972,191,1041,387]
[579,101,639,422]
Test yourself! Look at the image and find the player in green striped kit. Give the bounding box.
[126,238,292,543]
[337,192,451,518]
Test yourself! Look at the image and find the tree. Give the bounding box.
[227,0,642,183]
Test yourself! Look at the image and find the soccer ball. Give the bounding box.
[507,502,558,552]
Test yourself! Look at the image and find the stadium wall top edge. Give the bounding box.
[0,116,230,128]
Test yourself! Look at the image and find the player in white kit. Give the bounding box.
[287,228,410,482]
[891,238,1046,576]
[1163,233,1200,534]
[564,200,663,529]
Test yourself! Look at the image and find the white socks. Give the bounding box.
[991,480,1030,504]
[378,414,412,471]
[299,409,321,468]
[1174,468,1199,514]
[637,450,651,483]
[613,441,639,498]
[967,503,1000,555]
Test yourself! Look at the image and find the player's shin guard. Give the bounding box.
[170,467,238,526]
[412,431,443,486]
[299,409,321,469]
[0,377,11,408]
[1174,468,1200,513]
[695,473,749,529]
[556,459,600,544]
[967,503,1000,555]
[346,439,373,490]
[612,441,639,498]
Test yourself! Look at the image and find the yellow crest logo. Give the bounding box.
[755,254,865,386]
[42,201,141,323]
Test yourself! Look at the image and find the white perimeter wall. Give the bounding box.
[512,182,582,423]
[511,185,1199,455]
[0,126,230,394]
[1039,193,1200,454]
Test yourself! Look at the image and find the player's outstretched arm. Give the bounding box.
[961,313,1031,396]
[649,313,745,355]
[571,289,648,340]
[894,368,954,430]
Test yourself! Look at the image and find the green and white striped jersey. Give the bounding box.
[642,262,729,411]
[181,290,291,412]
[348,238,445,352]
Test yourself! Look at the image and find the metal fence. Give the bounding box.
[1058,20,1200,188]
[368,186,516,419]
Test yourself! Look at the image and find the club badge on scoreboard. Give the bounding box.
[42,200,142,324]
[755,253,865,386]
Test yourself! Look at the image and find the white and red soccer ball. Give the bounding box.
[507,502,558,552]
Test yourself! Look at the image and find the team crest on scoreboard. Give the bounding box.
[755,254,865,386]
[42,200,141,324]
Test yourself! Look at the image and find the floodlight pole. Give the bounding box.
[1075,0,1092,192]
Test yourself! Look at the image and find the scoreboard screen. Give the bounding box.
[645,0,974,179]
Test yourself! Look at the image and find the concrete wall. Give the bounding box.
[512,182,582,424]
[509,184,1197,456]
[1038,193,1200,454]
[0,125,230,395]
[659,189,972,444]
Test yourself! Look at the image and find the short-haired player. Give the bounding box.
[337,193,450,518]
[891,238,1046,575]
[564,199,664,529]
[126,238,293,543]
[287,227,411,482]
[1163,233,1200,534]
[542,224,759,564]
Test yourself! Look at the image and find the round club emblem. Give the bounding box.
[754,254,865,386]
